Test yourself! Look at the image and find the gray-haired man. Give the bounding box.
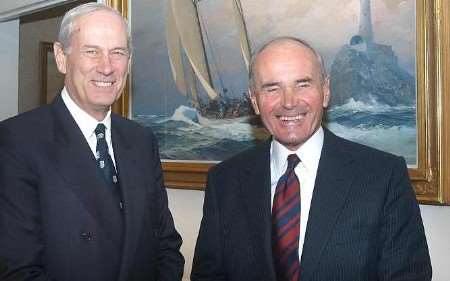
[0,3,184,281]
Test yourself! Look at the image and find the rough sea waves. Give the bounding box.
[134,99,417,165]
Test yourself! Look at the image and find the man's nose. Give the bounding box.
[97,54,113,75]
[281,87,297,108]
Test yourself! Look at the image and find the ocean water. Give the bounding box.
[326,99,417,166]
[133,99,417,165]
[134,105,268,162]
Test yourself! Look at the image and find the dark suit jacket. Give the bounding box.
[191,128,431,281]
[0,96,184,281]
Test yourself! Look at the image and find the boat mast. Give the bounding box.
[193,0,215,96]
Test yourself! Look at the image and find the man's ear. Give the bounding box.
[248,88,260,115]
[53,42,67,75]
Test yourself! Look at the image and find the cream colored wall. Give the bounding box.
[167,189,204,281]
[420,205,450,281]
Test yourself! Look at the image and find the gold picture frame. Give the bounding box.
[107,0,450,204]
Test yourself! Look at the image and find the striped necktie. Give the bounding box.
[95,124,122,206]
[272,154,301,281]
[95,124,117,187]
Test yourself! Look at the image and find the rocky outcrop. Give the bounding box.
[329,42,415,107]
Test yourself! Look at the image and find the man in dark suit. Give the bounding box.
[0,3,184,281]
[191,37,431,281]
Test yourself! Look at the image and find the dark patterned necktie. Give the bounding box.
[95,124,121,200]
[272,154,301,281]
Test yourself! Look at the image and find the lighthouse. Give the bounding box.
[359,0,374,46]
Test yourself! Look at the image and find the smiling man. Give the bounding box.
[191,37,431,281]
[0,3,184,281]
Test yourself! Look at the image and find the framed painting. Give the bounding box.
[107,0,449,204]
[39,41,65,105]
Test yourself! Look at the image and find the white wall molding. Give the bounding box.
[0,0,73,22]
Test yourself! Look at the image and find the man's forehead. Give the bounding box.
[259,41,314,60]
[255,43,319,73]
[73,10,125,31]
[70,13,127,43]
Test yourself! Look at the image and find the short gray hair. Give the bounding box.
[57,2,132,54]
[248,36,327,90]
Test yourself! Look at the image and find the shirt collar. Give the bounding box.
[61,87,112,139]
[271,126,324,174]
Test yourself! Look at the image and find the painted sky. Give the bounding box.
[130,0,416,116]
[242,0,415,72]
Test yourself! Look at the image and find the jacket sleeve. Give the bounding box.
[0,125,56,281]
[190,168,227,281]
[149,134,185,281]
[377,157,432,281]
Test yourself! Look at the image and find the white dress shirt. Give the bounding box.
[61,88,117,167]
[270,126,324,260]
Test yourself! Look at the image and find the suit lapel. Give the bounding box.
[111,116,147,281]
[300,129,356,281]
[238,140,276,279]
[46,96,122,238]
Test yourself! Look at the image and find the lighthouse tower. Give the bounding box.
[359,0,373,46]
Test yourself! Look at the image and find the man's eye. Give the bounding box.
[264,87,280,93]
[84,49,98,56]
[112,50,128,57]
[297,82,310,88]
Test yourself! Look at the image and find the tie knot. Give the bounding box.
[95,123,106,139]
[287,154,300,170]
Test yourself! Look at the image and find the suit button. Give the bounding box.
[80,232,92,241]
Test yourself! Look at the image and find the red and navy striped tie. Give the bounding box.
[272,154,301,281]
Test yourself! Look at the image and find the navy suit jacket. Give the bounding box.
[191,128,431,281]
[0,96,184,281]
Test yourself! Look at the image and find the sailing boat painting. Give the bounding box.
[130,0,417,165]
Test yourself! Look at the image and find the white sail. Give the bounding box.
[232,0,251,70]
[167,0,219,100]
[166,0,187,96]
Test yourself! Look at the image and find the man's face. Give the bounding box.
[250,41,330,151]
[54,10,130,120]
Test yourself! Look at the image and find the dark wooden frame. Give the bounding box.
[39,41,65,105]
[39,41,53,105]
